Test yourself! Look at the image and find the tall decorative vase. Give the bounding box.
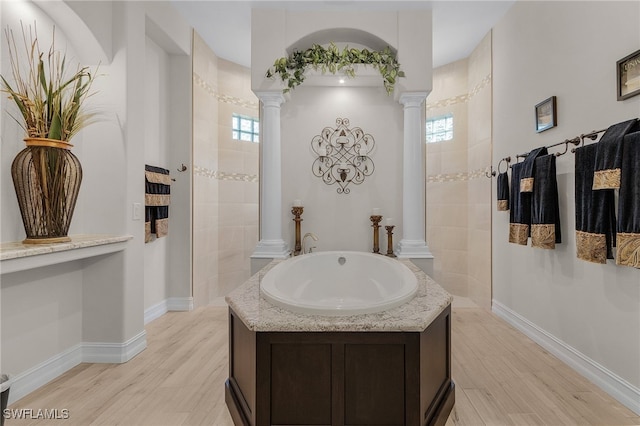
[11,138,82,244]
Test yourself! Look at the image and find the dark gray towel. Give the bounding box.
[509,162,531,245]
[531,154,561,249]
[617,131,640,268]
[575,145,616,263]
[593,118,638,190]
[497,172,509,211]
[520,147,548,192]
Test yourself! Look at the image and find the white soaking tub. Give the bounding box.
[260,251,418,316]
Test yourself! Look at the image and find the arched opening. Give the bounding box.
[287,28,397,56]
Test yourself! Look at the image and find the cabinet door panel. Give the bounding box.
[270,343,332,425]
[344,344,405,425]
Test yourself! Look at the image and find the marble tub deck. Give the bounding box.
[225,258,453,333]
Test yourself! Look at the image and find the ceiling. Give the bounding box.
[171,1,515,69]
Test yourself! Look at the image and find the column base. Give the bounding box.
[394,239,434,258]
[251,239,290,259]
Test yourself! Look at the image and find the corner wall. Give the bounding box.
[492,1,640,412]
[466,33,492,309]
[216,60,259,296]
[425,33,492,308]
[1,0,192,403]
[192,34,259,305]
[426,59,470,296]
[143,9,193,318]
[192,32,220,306]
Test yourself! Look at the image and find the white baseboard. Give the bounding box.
[167,296,193,312]
[492,299,640,415]
[144,297,193,325]
[7,344,83,404]
[144,300,169,324]
[7,332,147,405]
[8,297,195,405]
[83,330,147,364]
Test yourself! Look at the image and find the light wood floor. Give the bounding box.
[7,306,639,426]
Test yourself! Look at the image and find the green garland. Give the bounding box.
[265,42,405,95]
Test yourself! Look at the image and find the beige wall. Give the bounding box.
[192,32,220,307]
[425,32,492,308]
[492,0,640,404]
[192,34,259,305]
[466,33,492,309]
[216,60,259,296]
[426,59,470,297]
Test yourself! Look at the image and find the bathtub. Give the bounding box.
[260,251,418,316]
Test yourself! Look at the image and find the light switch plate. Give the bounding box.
[133,203,142,220]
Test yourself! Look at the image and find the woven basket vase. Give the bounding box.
[11,138,82,244]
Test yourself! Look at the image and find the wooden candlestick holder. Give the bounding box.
[370,215,382,254]
[385,225,396,257]
[292,206,304,256]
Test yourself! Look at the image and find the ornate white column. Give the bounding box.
[395,92,433,258]
[252,92,290,258]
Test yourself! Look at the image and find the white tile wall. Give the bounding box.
[193,37,259,304]
[425,32,492,307]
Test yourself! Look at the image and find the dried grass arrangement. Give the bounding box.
[1,23,98,141]
[1,23,99,243]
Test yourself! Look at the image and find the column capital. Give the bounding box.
[255,91,286,107]
[398,92,428,108]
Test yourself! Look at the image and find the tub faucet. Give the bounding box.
[302,232,318,254]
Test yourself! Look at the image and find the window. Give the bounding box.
[426,114,453,143]
[232,114,260,143]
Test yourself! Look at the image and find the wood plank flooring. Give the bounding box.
[6,306,639,425]
[446,308,639,426]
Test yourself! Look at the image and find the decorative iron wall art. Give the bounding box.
[311,118,375,194]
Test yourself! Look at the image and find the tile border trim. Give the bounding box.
[427,166,492,183]
[194,166,259,183]
[193,73,259,110]
[427,74,491,111]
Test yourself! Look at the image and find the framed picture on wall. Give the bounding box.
[617,49,640,101]
[535,96,557,133]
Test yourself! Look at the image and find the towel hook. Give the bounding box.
[497,156,511,174]
[555,137,581,156]
[572,129,606,153]
[555,140,571,157]
[572,134,590,153]
[177,163,187,172]
[485,166,496,178]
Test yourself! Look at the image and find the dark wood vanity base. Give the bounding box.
[225,305,454,426]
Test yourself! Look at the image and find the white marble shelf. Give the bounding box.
[1,234,133,274]
[226,259,453,333]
